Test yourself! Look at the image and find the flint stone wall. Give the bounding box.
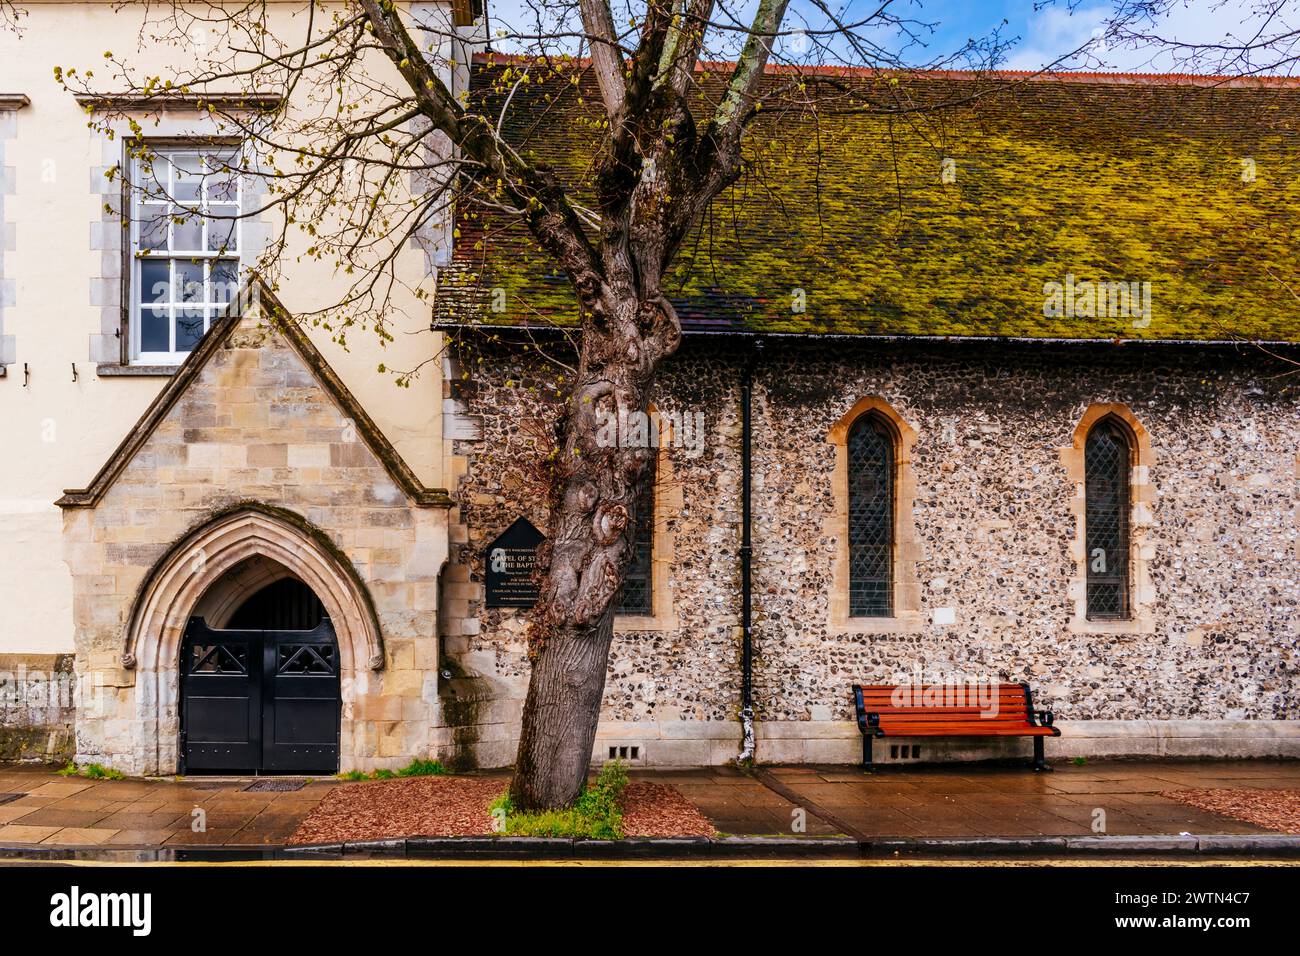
[440,337,1298,766]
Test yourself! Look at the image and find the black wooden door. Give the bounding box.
[180,621,261,772]
[180,617,340,774]
[261,624,341,773]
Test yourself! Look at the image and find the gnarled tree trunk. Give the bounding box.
[508,282,672,809]
[511,619,619,809]
[505,0,789,812]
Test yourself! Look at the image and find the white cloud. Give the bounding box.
[1006,0,1295,73]
[1004,4,1114,70]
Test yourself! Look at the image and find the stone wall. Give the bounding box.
[441,335,1299,766]
[0,653,75,763]
[59,305,449,774]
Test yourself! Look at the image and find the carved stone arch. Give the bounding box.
[1070,403,1153,470]
[827,396,923,633]
[1061,402,1157,634]
[123,502,385,674]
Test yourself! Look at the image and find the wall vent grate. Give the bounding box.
[888,745,922,760]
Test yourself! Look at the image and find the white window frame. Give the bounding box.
[129,143,244,365]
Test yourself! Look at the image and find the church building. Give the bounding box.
[0,6,1296,774]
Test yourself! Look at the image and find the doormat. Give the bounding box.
[243,779,306,792]
[0,793,24,806]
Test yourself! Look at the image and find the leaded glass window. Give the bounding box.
[848,414,894,617]
[617,459,655,616]
[1085,418,1131,619]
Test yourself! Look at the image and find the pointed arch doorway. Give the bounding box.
[180,561,340,775]
[114,505,389,776]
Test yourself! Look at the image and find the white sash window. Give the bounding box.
[130,147,242,363]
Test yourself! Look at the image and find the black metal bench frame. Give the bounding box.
[852,682,1060,771]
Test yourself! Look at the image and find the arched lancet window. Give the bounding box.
[617,456,656,616]
[848,413,895,617]
[1085,417,1132,620]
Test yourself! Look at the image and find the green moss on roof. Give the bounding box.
[437,63,1300,342]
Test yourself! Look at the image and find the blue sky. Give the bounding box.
[482,1,1289,74]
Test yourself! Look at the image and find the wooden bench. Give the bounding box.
[852,682,1060,771]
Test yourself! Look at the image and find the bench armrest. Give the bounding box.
[865,713,886,736]
[1035,709,1054,727]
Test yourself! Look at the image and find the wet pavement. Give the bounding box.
[0,765,335,848]
[637,761,1300,838]
[0,759,1295,849]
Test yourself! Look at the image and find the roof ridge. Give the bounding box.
[471,51,1300,88]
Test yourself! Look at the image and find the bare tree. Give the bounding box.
[1,1,24,31]
[55,0,1101,809]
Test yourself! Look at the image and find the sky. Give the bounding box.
[481,0,1296,75]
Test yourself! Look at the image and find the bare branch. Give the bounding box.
[359,0,603,300]
[657,0,716,96]
[711,0,792,140]
[578,0,627,118]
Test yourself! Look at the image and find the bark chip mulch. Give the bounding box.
[288,776,503,845]
[287,776,714,845]
[618,781,714,838]
[1162,788,1300,834]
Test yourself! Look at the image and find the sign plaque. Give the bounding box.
[484,517,545,608]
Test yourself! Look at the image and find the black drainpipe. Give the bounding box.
[737,338,763,761]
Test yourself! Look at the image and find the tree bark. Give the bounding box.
[507,281,669,810]
[510,618,617,808]
[505,0,789,813]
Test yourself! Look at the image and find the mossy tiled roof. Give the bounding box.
[436,58,1300,342]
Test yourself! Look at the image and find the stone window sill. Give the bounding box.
[614,609,679,634]
[831,610,926,636]
[97,363,179,378]
[1068,616,1155,637]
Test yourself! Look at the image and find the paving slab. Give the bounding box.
[10,807,118,828]
[106,829,186,846]
[94,811,188,830]
[0,805,36,824]
[0,824,61,843]
[40,827,120,846]
[638,760,1299,839]
[24,782,93,798]
[164,828,251,846]
[0,767,332,850]
[0,759,1295,851]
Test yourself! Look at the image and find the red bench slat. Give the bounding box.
[851,682,1060,770]
[874,723,1057,737]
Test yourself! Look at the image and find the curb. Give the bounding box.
[283,835,876,858]
[285,832,1300,859]
[3,833,1298,862]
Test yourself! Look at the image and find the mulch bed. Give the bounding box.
[1162,788,1300,834]
[618,781,714,838]
[286,776,714,845]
